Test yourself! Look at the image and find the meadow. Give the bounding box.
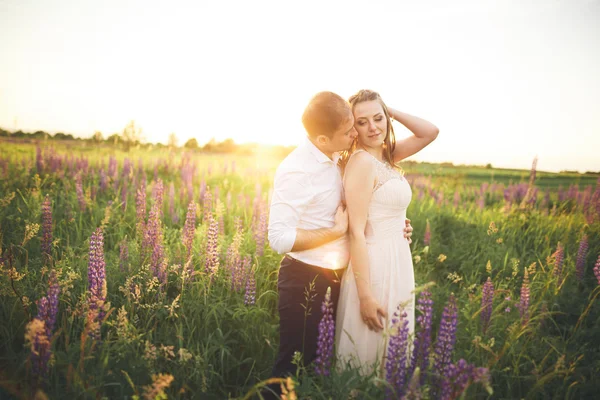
[0,139,599,399]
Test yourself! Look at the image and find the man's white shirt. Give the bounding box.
[268,138,349,270]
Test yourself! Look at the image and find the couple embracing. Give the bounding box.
[266,90,438,396]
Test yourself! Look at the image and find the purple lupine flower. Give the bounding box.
[152,179,164,217]
[385,305,411,398]
[36,146,44,174]
[226,220,243,290]
[99,168,108,193]
[314,287,335,376]
[518,269,530,325]
[36,271,60,340]
[136,180,147,238]
[244,267,256,306]
[433,294,458,380]
[204,216,219,277]
[477,194,485,210]
[202,188,213,224]
[439,359,491,400]
[594,254,600,285]
[552,242,564,280]
[87,228,106,340]
[453,190,460,208]
[254,203,268,256]
[120,178,128,211]
[75,173,86,211]
[41,195,52,259]
[119,240,129,273]
[481,277,494,334]
[145,204,165,282]
[409,290,433,384]
[423,220,431,246]
[182,201,196,262]
[576,235,589,282]
[169,182,178,224]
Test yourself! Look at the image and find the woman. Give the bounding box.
[335,89,438,375]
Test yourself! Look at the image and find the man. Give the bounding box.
[265,91,412,396]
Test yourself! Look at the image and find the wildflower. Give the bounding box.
[25,318,51,380]
[438,254,447,263]
[204,216,219,277]
[254,202,268,256]
[439,359,491,400]
[594,254,600,285]
[280,376,297,400]
[576,235,588,282]
[168,182,178,224]
[182,201,196,262]
[202,188,213,224]
[409,290,433,384]
[87,228,107,340]
[386,305,411,398]
[551,242,564,279]
[433,294,458,379]
[142,373,174,400]
[519,268,530,325]
[486,260,492,274]
[423,220,431,246]
[119,240,129,273]
[244,267,256,306]
[75,173,86,211]
[486,221,498,236]
[481,277,494,334]
[22,223,40,247]
[178,348,193,363]
[314,287,335,376]
[135,180,147,237]
[41,195,52,259]
[414,255,421,264]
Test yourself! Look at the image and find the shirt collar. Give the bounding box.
[304,137,340,165]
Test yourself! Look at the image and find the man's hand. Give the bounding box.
[333,205,349,236]
[404,218,413,244]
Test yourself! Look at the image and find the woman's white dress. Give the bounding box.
[335,150,415,375]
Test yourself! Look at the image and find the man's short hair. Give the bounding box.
[302,91,352,139]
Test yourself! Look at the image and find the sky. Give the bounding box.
[0,0,599,173]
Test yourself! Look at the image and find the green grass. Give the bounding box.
[0,140,599,399]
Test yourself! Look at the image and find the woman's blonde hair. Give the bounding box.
[340,89,400,170]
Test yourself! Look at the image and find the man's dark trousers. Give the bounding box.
[265,255,344,397]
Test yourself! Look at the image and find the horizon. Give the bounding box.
[1,0,599,174]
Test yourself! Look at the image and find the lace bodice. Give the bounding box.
[346,149,412,240]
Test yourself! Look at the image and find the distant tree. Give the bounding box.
[107,133,121,146]
[122,120,143,151]
[485,163,493,169]
[0,127,9,136]
[93,131,104,142]
[32,130,49,139]
[184,138,199,149]
[202,138,217,152]
[168,133,179,149]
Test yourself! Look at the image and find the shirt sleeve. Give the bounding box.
[268,169,313,254]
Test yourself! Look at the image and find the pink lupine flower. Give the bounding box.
[481,277,494,334]
[519,269,530,325]
[182,201,196,262]
[594,254,600,285]
[41,195,52,259]
[576,235,589,282]
[424,220,431,246]
[204,216,219,277]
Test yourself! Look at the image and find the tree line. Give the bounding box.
[0,121,295,157]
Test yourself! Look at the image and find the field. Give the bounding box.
[0,139,599,399]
